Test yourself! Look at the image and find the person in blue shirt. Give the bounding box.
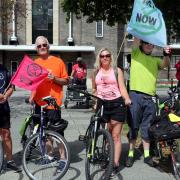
[0,64,21,172]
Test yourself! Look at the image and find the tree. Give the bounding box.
[61,0,180,38]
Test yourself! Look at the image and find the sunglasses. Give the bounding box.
[37,43,48,49]
[142,41,154,46]
[100,54,111,58]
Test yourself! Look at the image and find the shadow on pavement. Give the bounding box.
[68,140,85,163]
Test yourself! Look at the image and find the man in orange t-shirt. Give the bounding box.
[29,36,69,126]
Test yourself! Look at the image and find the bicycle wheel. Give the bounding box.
[172,141,180,180]
[0,139,4,173]
[85,129,114,180]
[22,130,70,180]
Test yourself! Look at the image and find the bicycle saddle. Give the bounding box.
[168,113,180,122]
[48,119,68,132]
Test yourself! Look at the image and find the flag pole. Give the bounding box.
[115,31,128,67]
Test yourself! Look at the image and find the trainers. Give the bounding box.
[110,166,120,178]
[57,160,67,173]
[144,156,158,167]
[6,160,22,172]
[125,156,134,167]
[35,156,56,165]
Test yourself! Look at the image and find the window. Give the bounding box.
[11,61,18,76]
[96,21,103,37]
[32,0,53,43]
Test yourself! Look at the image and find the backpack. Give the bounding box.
[149,113,180,141]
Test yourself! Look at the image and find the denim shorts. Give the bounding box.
[97,97,126,123]
[127,91,156,141]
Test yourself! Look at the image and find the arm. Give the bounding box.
[0,86,14,104]
[53,76,69,85]
[91,69,96,95]
[29,91,36,104]
[71,70,75,78]
[117,68,131,105]
[159,47,171,69]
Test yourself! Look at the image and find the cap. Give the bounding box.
[77,57,82,62]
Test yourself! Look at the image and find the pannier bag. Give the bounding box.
[149,113,180,141]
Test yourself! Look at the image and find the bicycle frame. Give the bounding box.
[86,104,105,159]
[39,104,48,157]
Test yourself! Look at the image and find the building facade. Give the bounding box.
[0,0,125,80]
[0,0,179,84]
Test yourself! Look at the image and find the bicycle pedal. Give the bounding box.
[79,135,86,141]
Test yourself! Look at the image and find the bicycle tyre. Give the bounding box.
[22,130,70,180]
[0,139,4,173]
[85,129,114,180]
[172,151,180,180]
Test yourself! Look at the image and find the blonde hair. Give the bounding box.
[94,48,116,69]
[35,36,50,49]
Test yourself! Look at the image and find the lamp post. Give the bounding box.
[67,12,74,46]
[10,0,18,45]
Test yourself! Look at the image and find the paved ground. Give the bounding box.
[0,87,176,180]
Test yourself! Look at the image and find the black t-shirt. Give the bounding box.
[0,64,11,112]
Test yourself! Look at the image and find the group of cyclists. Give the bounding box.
[0,35,173,179]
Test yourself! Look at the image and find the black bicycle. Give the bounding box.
[149,86,180,180]
[22,96,70,180]
[68,86,114,180]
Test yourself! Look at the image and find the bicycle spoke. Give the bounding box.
[85,129,114,180]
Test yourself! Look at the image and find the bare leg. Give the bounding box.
[108,120,123,167]
[0,128,13,161]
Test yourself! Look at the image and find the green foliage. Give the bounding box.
[61,0,180,35]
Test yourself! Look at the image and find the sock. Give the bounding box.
[128,150,134,157]
[144,150,150,158]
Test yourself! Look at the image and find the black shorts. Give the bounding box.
[0,113,10,128]
[34,104,64,136]
[97,97,126,123]
[0,103,10,128]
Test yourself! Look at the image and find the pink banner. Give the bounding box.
[11,55,48,91]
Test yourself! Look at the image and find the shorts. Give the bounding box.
[128,91,156,141]
[34,104,64,136]
[0,103,10,128]
[97,97,126,123]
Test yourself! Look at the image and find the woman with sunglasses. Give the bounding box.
[125,38,171,168]
[92,48,131,177]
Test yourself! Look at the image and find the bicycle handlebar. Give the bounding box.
[67,85,104,102]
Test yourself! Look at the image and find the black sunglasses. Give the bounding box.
[37,43,48,49]
[141,41,153,46]
[100,54,111,58]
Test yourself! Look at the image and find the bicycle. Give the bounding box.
[19,99,37,148]
[149,86,180,180]
[22,96,70,180]
[68,86,114,180]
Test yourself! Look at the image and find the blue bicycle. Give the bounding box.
[22,96,70,180]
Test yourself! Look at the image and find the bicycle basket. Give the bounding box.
[48,119,68,132]
[19,115,33,136]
